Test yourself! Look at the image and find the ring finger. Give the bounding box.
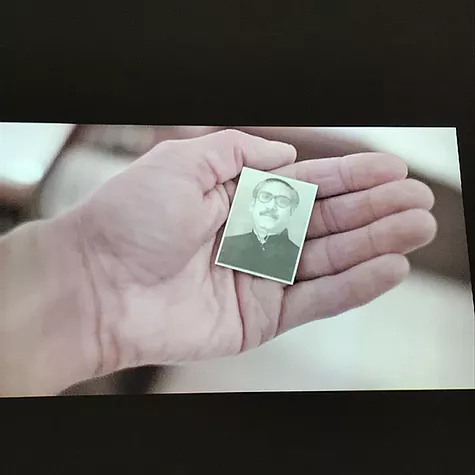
[307,178,435,239]
[297,208,437,281]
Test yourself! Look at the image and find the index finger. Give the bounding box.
[272,152,408,199]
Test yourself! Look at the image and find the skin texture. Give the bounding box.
[67,129,438,379]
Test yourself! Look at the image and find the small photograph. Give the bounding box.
[215,167,318,285]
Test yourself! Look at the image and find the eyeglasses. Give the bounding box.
[257,191,292,209]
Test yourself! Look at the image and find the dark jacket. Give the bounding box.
[217,229,300,282]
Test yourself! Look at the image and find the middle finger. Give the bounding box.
[297,208,437,281]
[307,178,435,239]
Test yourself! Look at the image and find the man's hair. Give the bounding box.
[252,178,300,210]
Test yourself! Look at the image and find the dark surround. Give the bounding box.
[1,0,474,473]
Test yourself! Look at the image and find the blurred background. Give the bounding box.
[0,124,473,394]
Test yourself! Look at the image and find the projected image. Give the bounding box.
[0,124,473,396]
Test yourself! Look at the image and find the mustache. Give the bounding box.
[260,210,278,219]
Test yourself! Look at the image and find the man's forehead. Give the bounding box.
[260,180,293,196]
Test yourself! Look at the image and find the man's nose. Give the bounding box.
[264,204,276,214]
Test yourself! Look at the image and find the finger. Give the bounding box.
[234,127,373,161]
[271,152,408,199]
[297,209,437,281]
[144,129,297,194]
[307,178,436,239]
[222,151,409,207]
[279,254,410,333]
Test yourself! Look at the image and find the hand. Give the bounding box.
[69,129,436,378]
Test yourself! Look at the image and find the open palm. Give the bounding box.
[77,130,436,376]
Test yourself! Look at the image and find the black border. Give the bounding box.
[2,391,474,472]
[2,0,474,473]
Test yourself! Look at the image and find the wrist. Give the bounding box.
[0,212,101,396]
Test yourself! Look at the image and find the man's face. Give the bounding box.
[250,181,294,234]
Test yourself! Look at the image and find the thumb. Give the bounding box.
[145,129,297,194]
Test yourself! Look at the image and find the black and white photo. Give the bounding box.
[215,167,318,284]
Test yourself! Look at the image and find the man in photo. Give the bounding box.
[218,177,301,283]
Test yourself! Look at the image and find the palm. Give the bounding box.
[125,239,285,364]
[80,131,436,374]
[84,160,284,365]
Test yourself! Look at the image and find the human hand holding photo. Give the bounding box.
[0,130,436,396]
